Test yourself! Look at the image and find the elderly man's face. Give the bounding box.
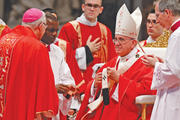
[155,3,170,29]
[113,35,137,57]
[146,13,163,40]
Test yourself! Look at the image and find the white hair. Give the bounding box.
[22,11,46,29]
[159,0,180,16]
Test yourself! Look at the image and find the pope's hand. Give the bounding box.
[94,72,102,88]
[107,67,120,83]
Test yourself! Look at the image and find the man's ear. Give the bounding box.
[34,23,43,39]
[99,6,104,14]
[132,40,138,47]
[164,9,173,17]
[82,4,85,12]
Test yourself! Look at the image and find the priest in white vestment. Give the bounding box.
[142,0,180,120]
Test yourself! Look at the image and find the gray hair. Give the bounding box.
[22,11,46,29]
[159,0,180,16]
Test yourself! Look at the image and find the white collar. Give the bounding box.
[147,36,156,43]
[119,47,138,62]
[76,13,97,26]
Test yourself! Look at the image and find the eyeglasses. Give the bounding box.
[113,37,134,44]
[85,3,101,9]
[146,19,157,24]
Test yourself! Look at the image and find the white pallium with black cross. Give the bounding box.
[102,68,109,105]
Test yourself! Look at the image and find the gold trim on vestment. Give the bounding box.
[145,30,170,48]
[70,21,82,48]
[70,21,109,63]
[0,25,5,36]
[98,23,108,62]
[58,39,67,60]
[0,35,19,118]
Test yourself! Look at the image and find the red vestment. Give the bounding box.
[58,21,117,91]
[0,25,11,38]
[76,56,156,120]
[0,25,59,120]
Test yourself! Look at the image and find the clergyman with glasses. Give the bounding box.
[76,4,156,120]
[140,8,169,47]
[58,0,117,115]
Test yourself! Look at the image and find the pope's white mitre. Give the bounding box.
[115,4,142,39]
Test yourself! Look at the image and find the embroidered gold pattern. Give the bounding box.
[0,35,17,118]
[98,23,108,62]
[145,30,170,48]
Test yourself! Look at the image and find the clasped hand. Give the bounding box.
[94,67,120,88]
[55,84,79,97]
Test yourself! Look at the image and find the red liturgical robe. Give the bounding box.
[58,21,117,91]
[76,56,156,120]
[0,25,59,120]
[0,25,11,38]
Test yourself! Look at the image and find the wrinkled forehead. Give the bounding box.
[115,34,134,40]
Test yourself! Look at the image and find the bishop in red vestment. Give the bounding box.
[0,8,59,120]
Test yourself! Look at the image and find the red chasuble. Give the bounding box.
[0,25,59,120]
[58,21,117,92]
[76,56,156,120]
